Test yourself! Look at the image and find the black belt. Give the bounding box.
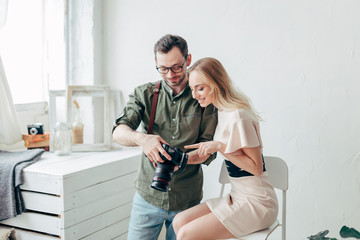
[225,155,266,178]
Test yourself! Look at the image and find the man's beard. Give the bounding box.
[164,73,186,87]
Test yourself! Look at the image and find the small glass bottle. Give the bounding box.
[53,122,72,155]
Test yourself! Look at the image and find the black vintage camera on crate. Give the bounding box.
[150,144,188,192]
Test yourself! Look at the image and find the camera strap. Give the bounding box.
[147,80,161,134]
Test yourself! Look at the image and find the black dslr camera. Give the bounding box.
[151,144,188,192]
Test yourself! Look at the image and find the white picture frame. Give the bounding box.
[66,85,111,152]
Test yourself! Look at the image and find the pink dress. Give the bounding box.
[206,109,278,237]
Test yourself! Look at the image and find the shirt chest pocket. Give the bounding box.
[180,113,201,130]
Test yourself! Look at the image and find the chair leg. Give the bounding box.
[220,184,225,197]
[282,191,286,240]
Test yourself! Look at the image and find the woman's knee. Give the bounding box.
[172,213,185,234]
[176,224,196,240]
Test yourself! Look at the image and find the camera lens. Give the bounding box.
[29,127,38,135]
[151,161,174,192]
[150,144,188,192]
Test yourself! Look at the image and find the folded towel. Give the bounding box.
[0,149,45,221]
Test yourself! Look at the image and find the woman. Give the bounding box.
[172,57,278,240]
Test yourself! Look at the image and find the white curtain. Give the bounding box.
[0,0,22,146]
[0,56,22,145]
[0,0,8,29]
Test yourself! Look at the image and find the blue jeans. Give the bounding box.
[128,192,179,240]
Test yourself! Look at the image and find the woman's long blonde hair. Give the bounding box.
[188,57,261,120]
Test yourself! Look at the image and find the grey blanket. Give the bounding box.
[0,149,44,221]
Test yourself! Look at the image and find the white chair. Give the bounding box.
[219,156,289,240]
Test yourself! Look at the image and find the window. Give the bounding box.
[0,0,44,104]
[0,0,66,105]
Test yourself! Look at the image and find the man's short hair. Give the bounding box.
[154,34,188,59]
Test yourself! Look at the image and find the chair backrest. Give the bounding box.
[218,156,289,240]
[219,156,288,191]
[263,156,288,191]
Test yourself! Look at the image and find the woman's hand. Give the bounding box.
[185,141,223,157]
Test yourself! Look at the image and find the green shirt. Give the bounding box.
[114,80,218,211]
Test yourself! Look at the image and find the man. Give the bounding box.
[112,34,217,240]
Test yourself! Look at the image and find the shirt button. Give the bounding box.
[173,101,176,104]
[172,118,176,122]
[172,136,175,139]
[168,188,171,191]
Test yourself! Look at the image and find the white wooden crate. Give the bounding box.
[0,148,142,239]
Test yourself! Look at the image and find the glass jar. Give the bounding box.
[53,122,72,155]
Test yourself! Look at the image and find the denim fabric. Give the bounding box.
[128,192,179,240]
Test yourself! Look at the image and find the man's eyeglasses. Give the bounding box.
[156,58,187,74]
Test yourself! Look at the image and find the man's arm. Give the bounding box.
[112,84,171,163]
[113,124,143,146]
[113,124,171,163]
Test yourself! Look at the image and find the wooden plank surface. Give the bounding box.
[20,148,141,195]
[23,148,141,176]
[0,226,59,240]
[63,188,135,228]
[64,202,132,239]
[22,191,61,214]
[0,212,61,236]
[20,172,62,195]
[63,172,136,211]
[79,217,130,240]
[112,233,128,240]
[62,153,140,194]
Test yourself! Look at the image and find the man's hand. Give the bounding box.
[113,124,172,165]
[137,134,171,164]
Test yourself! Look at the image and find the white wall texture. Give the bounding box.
[100,0,360,238]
